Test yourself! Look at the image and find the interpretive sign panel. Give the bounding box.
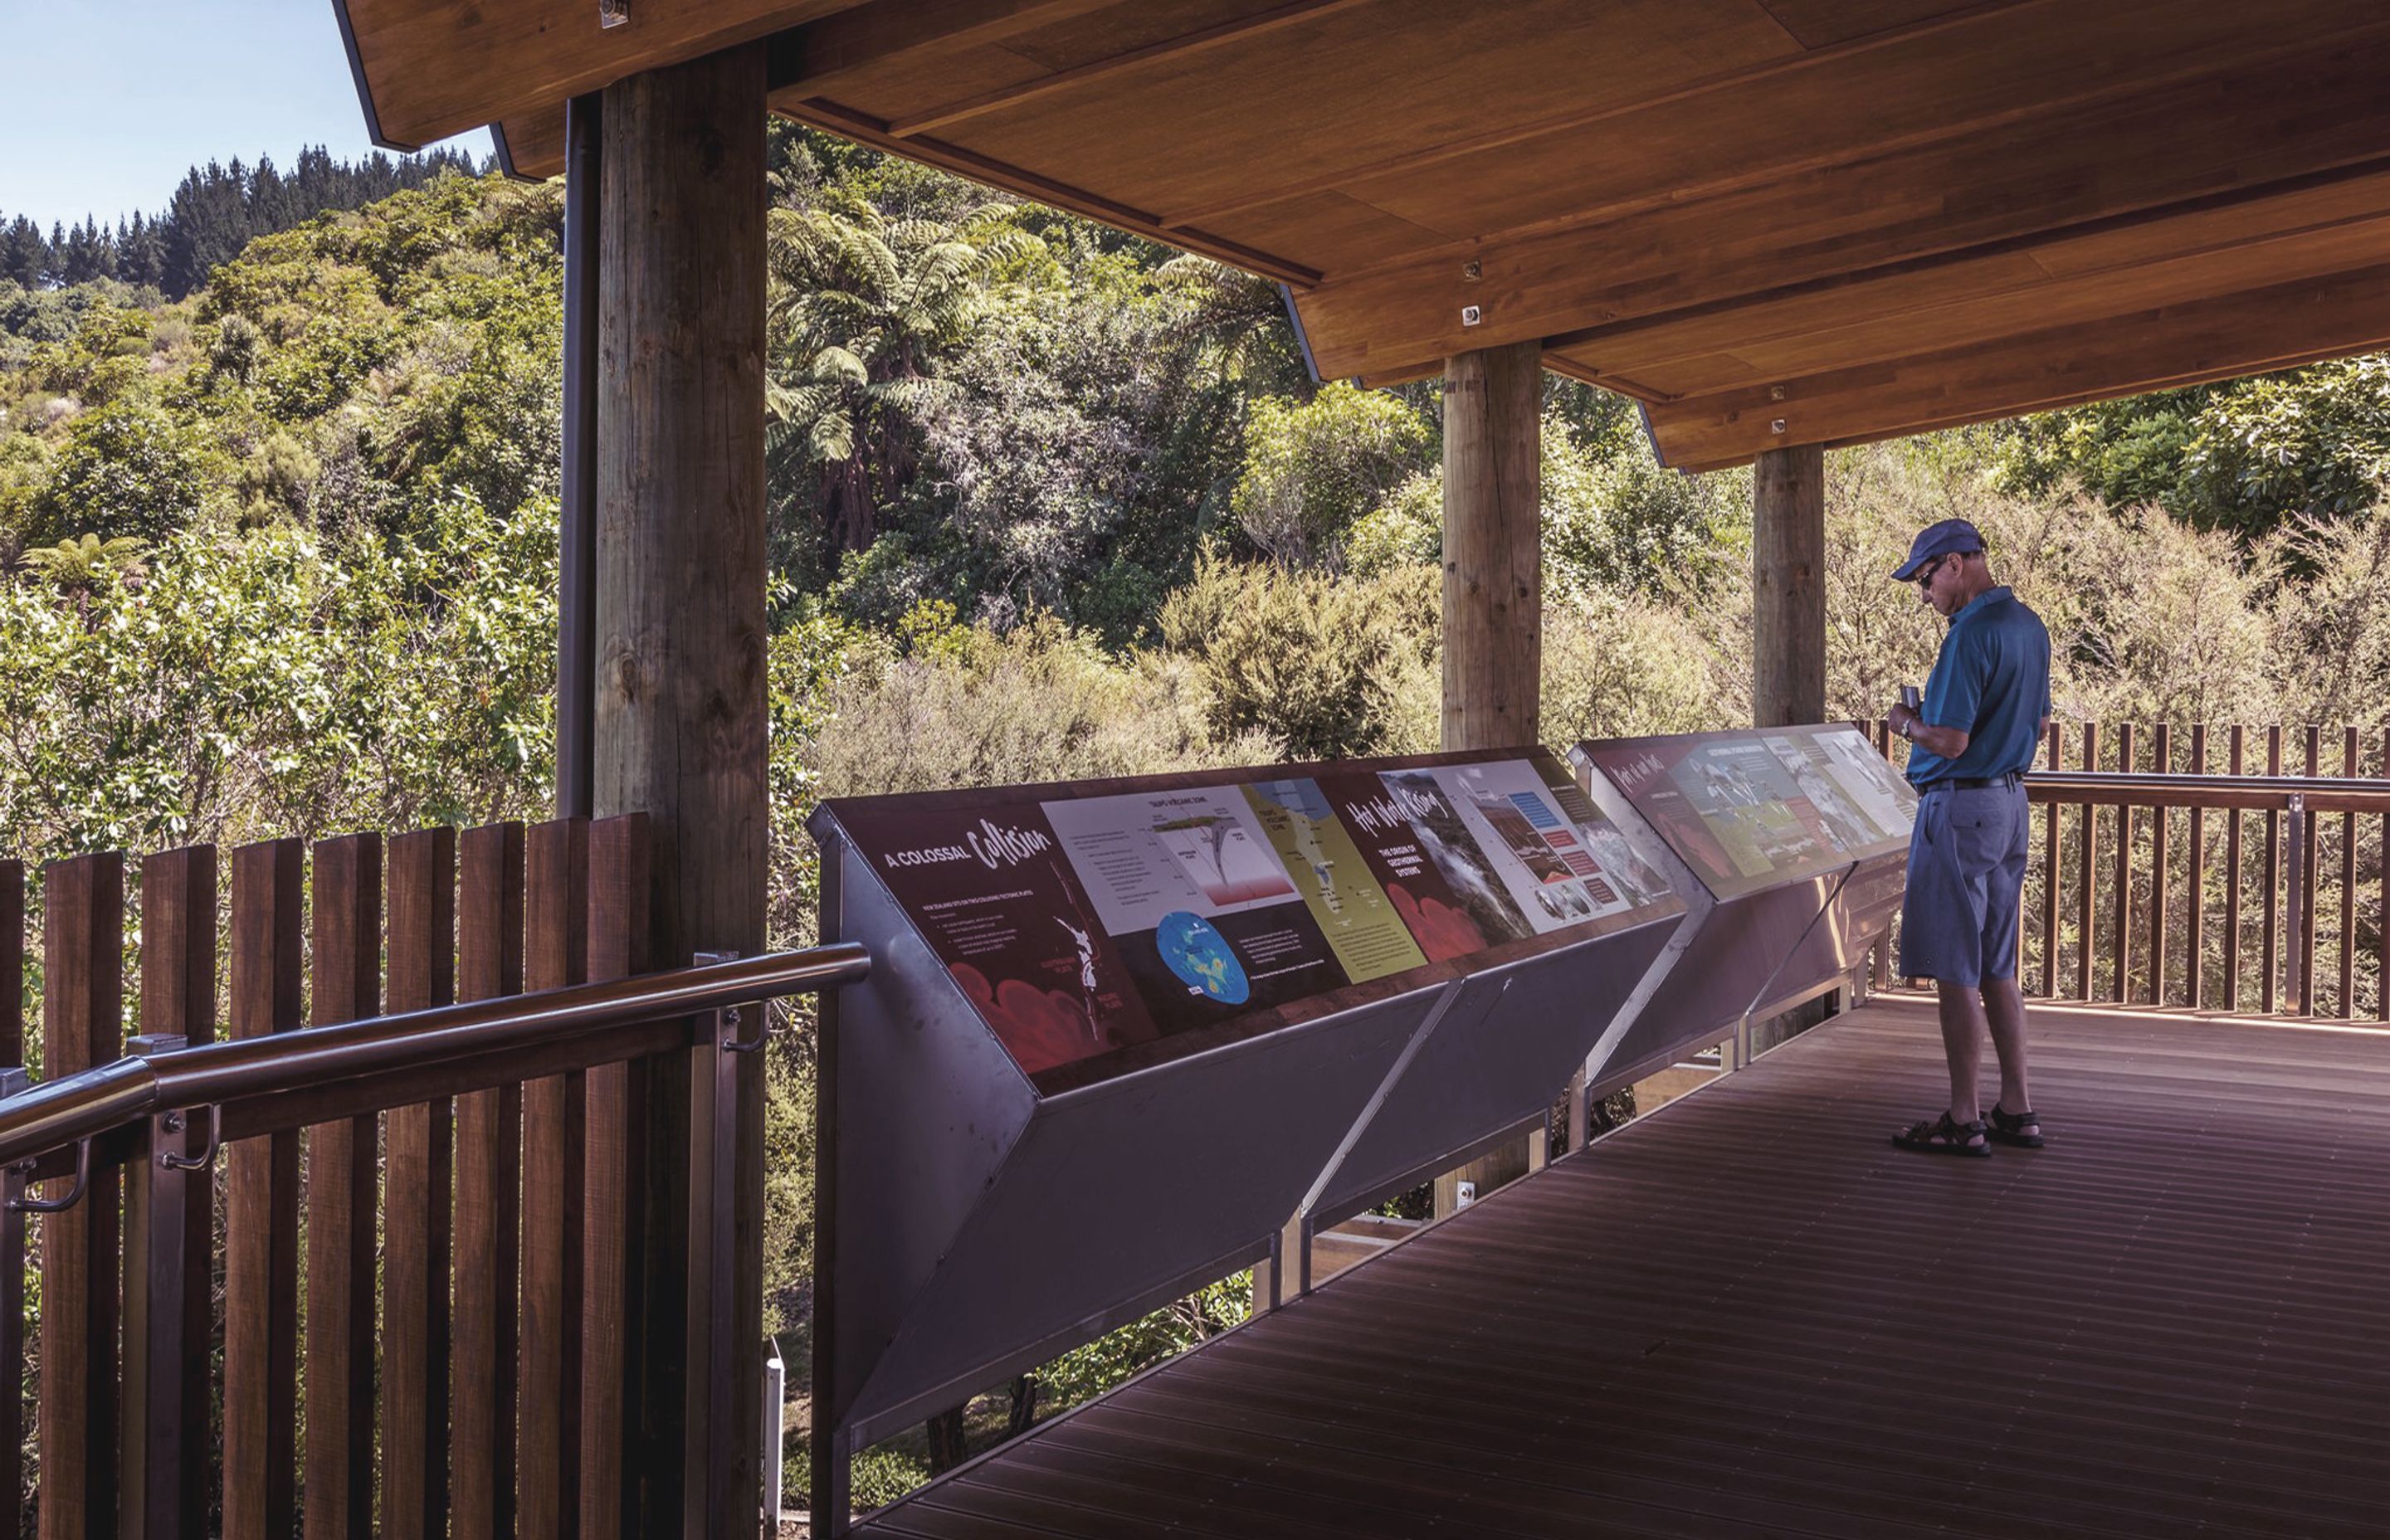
[1578,724,1914,901]
[817,748,1680,1086]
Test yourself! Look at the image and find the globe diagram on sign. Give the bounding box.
[1156,910,1249,1004]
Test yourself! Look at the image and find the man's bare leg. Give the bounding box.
[1936,980,1989,1127]
[1982,975,2037,1137]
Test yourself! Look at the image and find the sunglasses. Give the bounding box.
[1914,550,1978,590]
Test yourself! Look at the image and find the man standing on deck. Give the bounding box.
[1883,519,2051,1157]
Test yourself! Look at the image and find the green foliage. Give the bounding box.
[31,394,216,543]
[767,192,1041,560]
[1034,1276,1249,1409]
[1231,382,1434,567]
[1542,411,1748,598]
[1540,593,1718,743]
[796,602,1276,799]
[21,533,145,592]
[2263,507,2390,726]
[1158,551,1440,758]
[0,490,555,856]
[1344,469,1441,575]
[1995,359,2390,538]
[850,1445,936,1512]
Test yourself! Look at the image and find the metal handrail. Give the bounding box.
[2027,769,2390,813]
[0,943,870,1171]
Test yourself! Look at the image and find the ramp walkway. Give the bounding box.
[854,996,2390,1539]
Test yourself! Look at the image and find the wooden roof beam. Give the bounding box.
[1288,24,2390,380]
[1551,161,2390,395]
[1156,0,2045,233]
[335,0,861,154]
[883,0,1384,139]
[1643,260,2390,470]
[773,96,1321,287]
[765,0,1119,96]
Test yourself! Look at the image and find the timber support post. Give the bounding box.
[1753,443,1826,729]
[594,41,771,1537]
[1434,338,1543,1217]
[1750,442,1832,1046]
[1440,339,1544,751]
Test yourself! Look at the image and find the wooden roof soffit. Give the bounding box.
[344,0,2390,471]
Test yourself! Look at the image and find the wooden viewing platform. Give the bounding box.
[851,995,2390,1538]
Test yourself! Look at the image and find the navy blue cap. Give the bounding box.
[1891,518,1984,581]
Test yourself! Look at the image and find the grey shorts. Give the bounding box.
[1898,779,2030,987]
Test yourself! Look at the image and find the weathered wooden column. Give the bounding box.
[1753,443,1826,728]
[1435,339,1543,1216]
[1750,442,1832,1049]
[1440,339,1544,749]
[594,41,768,1537]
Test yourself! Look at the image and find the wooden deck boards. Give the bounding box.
[854,996,2390,1538]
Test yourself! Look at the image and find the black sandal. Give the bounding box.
[1893,1111,1990,1157]
[1987,1103,2045,1148]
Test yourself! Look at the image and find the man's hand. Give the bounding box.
[1888,702,1970,761]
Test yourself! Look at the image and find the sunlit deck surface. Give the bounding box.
[854,995,2390,1539]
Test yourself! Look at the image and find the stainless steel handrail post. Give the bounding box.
[123,1032,198,1540]
[2284,793,2307,1015]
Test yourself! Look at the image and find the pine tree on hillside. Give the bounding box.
[4,144,491,301]
[0,217,41,288]
[117,213,166,292]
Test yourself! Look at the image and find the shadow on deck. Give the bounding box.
[855,996,2390,1538]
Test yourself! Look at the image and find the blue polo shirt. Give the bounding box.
[1907,586,2051,788]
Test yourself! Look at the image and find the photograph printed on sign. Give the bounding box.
[1666,738,1840,880]
[1373,769,1536,944]
[833,800,1160,1075]
[1763,733,1884,852]
[1420,760,1637,931]
[1815,729,1917,841]
[1041,787,1347,1036]
[1311,769,1504,961]
[1241,778,1428,984]
[1533,759,1674,908]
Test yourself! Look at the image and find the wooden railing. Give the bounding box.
[1870,722,2390,1020]
[0,818,865,1539]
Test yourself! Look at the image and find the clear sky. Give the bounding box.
[0,0,494,231]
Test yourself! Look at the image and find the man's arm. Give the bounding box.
[1890,705,1969,762]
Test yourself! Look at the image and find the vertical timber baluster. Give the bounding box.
[2226,728,2245,1011]
[386,829,458,1539]
[2343,727,2359,1019]
[584,814,650,1538]
[2040,724,2061,997]
[0,1155,19,1540]
[2151,724,2170,1006]
[522,817,590,1539]
[0,859,18,1060]
[2380,729,2390,1022]
[2188,725,2207,1011]
[37,852,124,1540]
[123,846,216,1540]
[2302,725,2320,1014]
[306,833,382,1540]
[1874,719,1894,991]
[2263,727,2281,1014]
[2189,727,2208,1009]
[453,822,526,1540]
[2113,724,2134,1002]
[224,840,302,1540]
[2076,723,2099,1001]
